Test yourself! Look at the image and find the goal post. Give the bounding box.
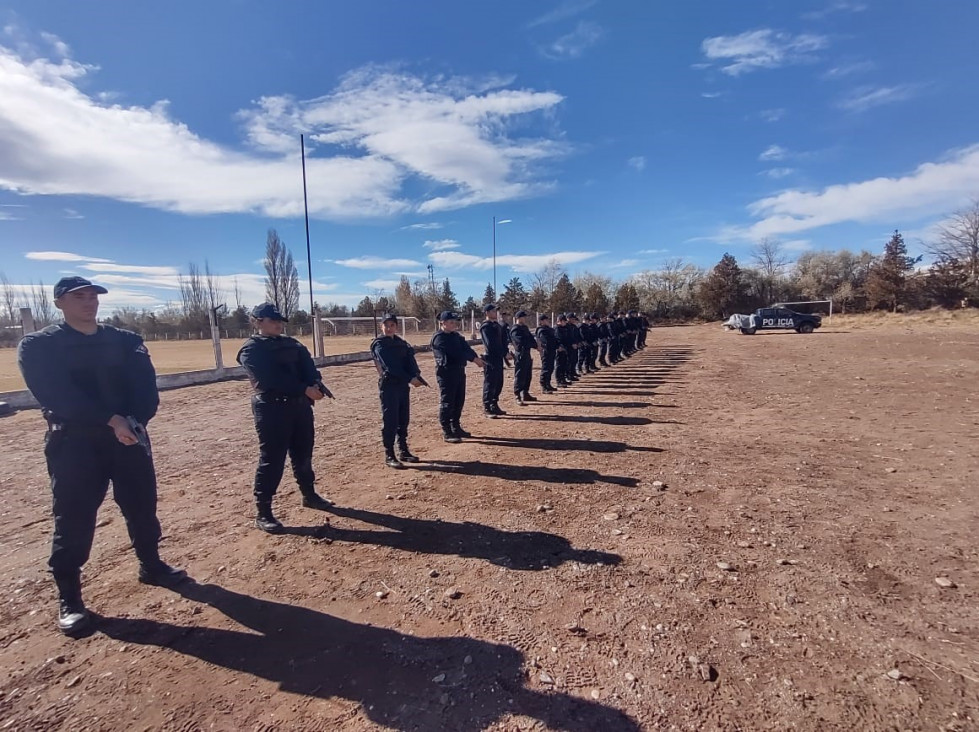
[320,316,422,338]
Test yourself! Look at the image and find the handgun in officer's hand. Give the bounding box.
[315,380,335,399]
[125,416,152,456]
[411,375,430,387]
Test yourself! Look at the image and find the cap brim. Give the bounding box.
[64,284,109,296]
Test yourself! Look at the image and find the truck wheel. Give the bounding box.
[740,327,756,335]
[798,322,814,334]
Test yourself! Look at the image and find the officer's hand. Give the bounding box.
[305,385,325,401]
[108,414,138,446]
[410,377,426,387]
[473,356,485,368]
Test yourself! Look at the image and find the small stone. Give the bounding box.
[611,529,623,536]
[885,467,897,474]
[624,672,636,683]
[66,676,81,688]
[652,481,666,491]
[444,587,462,599]
[736,541,752,548]
[602,513,619,521]
[716,562,735,572]
[428,569,440,578]
[698,664,714,682]
[590,689,600,699]
[432,673,446,683]
[886,669,903,680]
[935,577,956,589]
[539,672,555,684]
[375,590,389,599]
[385,494,394,500]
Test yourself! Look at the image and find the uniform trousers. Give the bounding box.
[45,425,162,577]
[539,351,555,389]
[513,350,533,394]
[482,356,505,408]
[436,366,467,428]
[252,395,315,502]
[555,350,569,384]
[379,379,410,451]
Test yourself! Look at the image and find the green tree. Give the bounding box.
[434,278,459,313]
[395,276,415,316]
[353,296,374,317]
[613,282,641,312]
[582,282,612,314]
[461,295,480,314]
[548,273,580,314]
[865,230,916,311]
[498,277,528,314]
[697,253,748,318]
[482,283,496,306]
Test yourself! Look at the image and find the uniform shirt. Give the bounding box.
[535,325,557,355]
[370,335,421,385]
[509,323,538,353]
[479,319,507,360]
[568,323,583,346]
[236,335,320,396]
[599,321,613,340]
[430,330,478,370]
[613,318,626,337]
[555,323,574,350]
[18,323,159,426]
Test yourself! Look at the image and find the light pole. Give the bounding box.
[492,216,511,298]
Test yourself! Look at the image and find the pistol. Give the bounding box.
[125,416,152,457]
[315,380,335,399]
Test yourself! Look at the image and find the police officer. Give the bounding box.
[597,313,612,367]
[371,314,427,468]
[587,313,602,371]
[568,313,585,378]
[478,303,507,417]
[535,313,558,394]
[236,303,334,534]
[509,310,538,405]
[430,311,484,442]
[17,276,186,635]
[638,311,650,348]
[554,314,573,388]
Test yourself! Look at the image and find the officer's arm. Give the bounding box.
[125,335,160,424]
[17,335,115,425]
[479,323,494,354]
[462,338,479,363]
[372,340,406,379]
[238,341,294,393]
[297,343,322,387]
[405,345,422,379]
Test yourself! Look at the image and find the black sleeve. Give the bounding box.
[296,341,321,386]
[405,343,421,379]
[460,334,479,362]
[123,333,160,424]
[237,339,304,394]
[17,331,115,425]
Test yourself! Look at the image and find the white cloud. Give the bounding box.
[627,156,646,172]
[611,259,639,269]
[701,29,829,76]
[821,60,875,79]
[401,222,443,230]
[782,239,812,251]
[81,263,180,275]
[837,84,919,112]
[803,2,867,21]
[25,250,114,262]
[701,91,723,99]
[429,249,603,273]
[763,167,795,179]
[423,239,460,251]
[333,256,423,269]
[39,32,70,58]
[760,108,786,122]
[638,249,668,254]
[541,21,604,60]
[362,278,402,291]
[0,44,567,219]
[62,207,84,219]
[759,144,788,161]
[526,0,597,29]
[0,209,20,221]
[721,144,979,240]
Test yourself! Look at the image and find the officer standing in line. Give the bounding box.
[236,303,334,534]
[478,303,507,417]
[616,311,632,357]
[567,313,585,378]
[430,311,485,442]
[554,314,573,388]
[639,311,650,348]
[626,310,641,353]
[587,313,602,371]
[509,310,538,405]
[18,276,186,635]
[535,313,558,394]
[597,313,612,367]
[371,314,427,469]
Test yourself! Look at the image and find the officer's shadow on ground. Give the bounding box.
[99,581,639,732]
[500,414,673,427]
[471,435,663,454]
[405,458,639,487]
[319,505,622,570]
[540,399,652,409]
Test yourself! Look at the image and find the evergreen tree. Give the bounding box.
[614,282,641,312]
[865,230,916,311]
[394,276,415,316]
[583,282,612,314]
[697,253,748,318]
[548,273,580,314]
[353,296,374,317]
[498,277,528,314]
[434,278,459,313]
[482,283,496,306]
[461,295,480,314]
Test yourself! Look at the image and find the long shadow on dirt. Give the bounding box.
[319,506,621,570]
[539,400,652,408]
[499,414,660,426]
[471,436,663,453]
[405,459,638,487]
[99,581,639,732]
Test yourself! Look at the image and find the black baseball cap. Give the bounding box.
[438,310,461,322]
[514,310,528,318]
[53,276,107,299]
[381,313,398,324]
[251,303,288,321]
[557,314,568,321]
[539,313,551,321]
[483,303,498,312]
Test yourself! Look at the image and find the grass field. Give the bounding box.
[0,334,389,392]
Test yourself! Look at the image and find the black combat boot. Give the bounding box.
[522,391,538,402]
[491,402,507,416]
[398,441,420,463]
[54,571,91,636]
[452,423,472,438]
[442,425,462,443]
[385,448,403,469]
[255,501,284,533]
[300,487,334,510]
[138,559,188,588]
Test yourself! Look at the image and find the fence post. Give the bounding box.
[209,307,224,373]
[19,307,35,335]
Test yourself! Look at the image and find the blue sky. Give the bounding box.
[2,0,979,310]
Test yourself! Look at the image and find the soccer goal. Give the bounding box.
[319,316,422,337]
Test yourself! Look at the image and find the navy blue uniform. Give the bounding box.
[371,334,421,454]
[535,324,557,390]
[598,320,611,366]
[430,331,479,433]
[236,335,321,502]
[17,324,164,579]
[479,319,507,411]
[554,323,574,385]
[509,323,537,396]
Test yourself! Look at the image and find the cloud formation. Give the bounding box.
[627,156,646,172]
[429,249,603,273]
[0,44,567,219]
[701,29,828,76]
[759,144,788,161]
[723,144,979,240]
[25,250,113,262]
[333,256,423,270]
[526,0,597,29]
[837,84,919,112]
[423,239,461,251]
[540,21,604,60]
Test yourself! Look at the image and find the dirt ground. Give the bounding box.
[0,314,976,731]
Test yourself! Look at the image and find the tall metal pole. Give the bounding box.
[492,215,497,297]
[300,134,319,356]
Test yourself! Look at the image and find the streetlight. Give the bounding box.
[492,216,511,297]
